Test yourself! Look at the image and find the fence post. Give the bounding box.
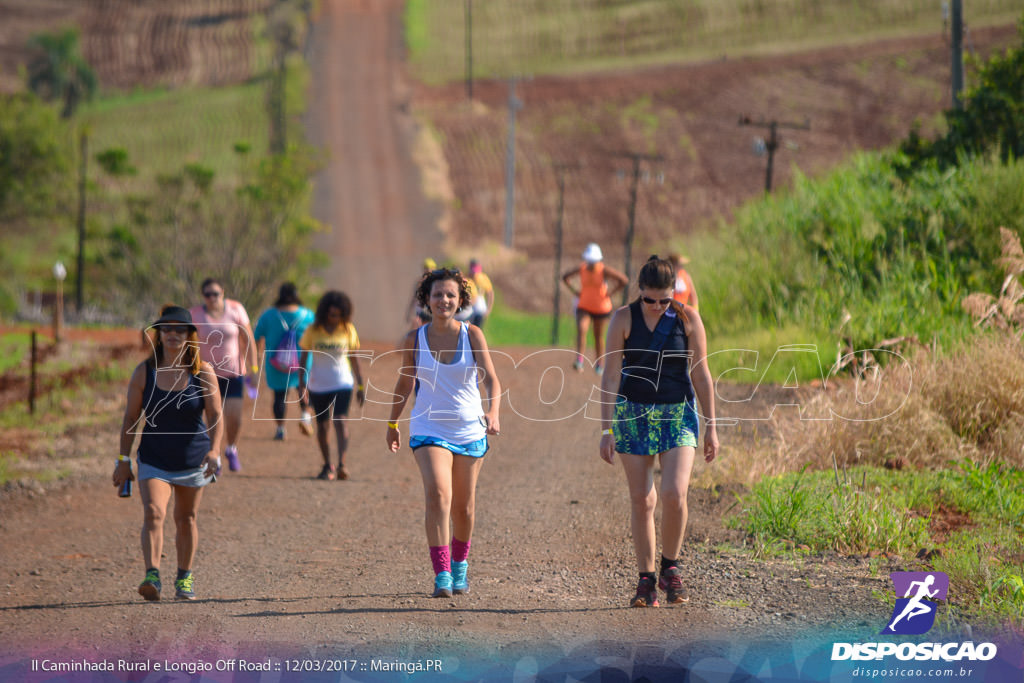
[29,330,38,414]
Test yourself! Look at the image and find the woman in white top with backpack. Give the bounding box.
[386,267,502,598]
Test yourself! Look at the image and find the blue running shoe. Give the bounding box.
[138,569,161,601]
[432,571,453,598]
[451,561,469,594]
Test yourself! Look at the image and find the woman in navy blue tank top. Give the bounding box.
[599,256,719,608]
[113,306,223,602]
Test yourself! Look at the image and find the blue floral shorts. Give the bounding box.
[612,398,699,456]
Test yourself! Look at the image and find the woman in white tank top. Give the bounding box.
[386,268,502,598]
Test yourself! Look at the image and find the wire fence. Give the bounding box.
[408,0,1022,84]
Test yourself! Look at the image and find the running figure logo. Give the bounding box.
[882,571,949,635]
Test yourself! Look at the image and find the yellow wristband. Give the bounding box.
[250,365,259,374]
[117,455,130,462]
[357,384,365,391]
[602,428,613,436]
[387,421,398,429]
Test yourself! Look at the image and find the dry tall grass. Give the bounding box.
[731,229,1024,480]
[750,333,1024,478]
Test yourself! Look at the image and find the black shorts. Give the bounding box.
[576,307,611,322]
[308,389,353,423]
[217,375,243,401]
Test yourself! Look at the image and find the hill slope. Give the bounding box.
[413,26,1018,312]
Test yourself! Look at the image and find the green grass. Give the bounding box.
[709,323,835,386]
[0,350,134,486]
[405,0,1021,84]
[0,332,32,373]
[80,59,308,189]
[685,150,1024,356]
[0,56,314,320]
[729,462,1024,627]
[484,290,578,348]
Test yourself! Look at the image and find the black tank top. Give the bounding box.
[138,363,212,471]
[618,301,695,404]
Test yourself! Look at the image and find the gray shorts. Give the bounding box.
[137,460,215,487]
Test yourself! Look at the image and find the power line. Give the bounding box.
[738,115,810,193]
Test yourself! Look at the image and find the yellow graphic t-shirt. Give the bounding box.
[299,323,359,392]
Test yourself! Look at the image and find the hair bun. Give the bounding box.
[647,255,659,262]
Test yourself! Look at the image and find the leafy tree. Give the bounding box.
[99,144,326,315]
[0,93,69,220]
[26,28,98,119]
[899,13,1024,170]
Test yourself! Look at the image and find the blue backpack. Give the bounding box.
[269,311,301,373]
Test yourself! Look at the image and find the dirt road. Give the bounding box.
[305,0,442,344]
[0,345,896,679]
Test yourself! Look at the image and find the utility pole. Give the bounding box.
[738,115,810,193]
[503,77,521,247]
[75,129,88,313]
[951,0,964,108]
[465,0,473,101]
[615,151,663,305]
[551,162,579,345]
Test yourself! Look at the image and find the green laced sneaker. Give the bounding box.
[138,569,161,601]
[174,573,196,600]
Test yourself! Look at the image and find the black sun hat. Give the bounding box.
[151,305,197,331]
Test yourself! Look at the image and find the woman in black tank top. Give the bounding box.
[113,306,223,602]
[598,257,720,608]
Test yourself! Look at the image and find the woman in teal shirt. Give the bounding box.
[254,282,316,439]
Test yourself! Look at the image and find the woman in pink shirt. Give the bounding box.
[190,278,257,472]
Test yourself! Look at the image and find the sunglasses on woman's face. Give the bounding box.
[160,325,191,335]
[641,296,672,305]
[203,290,222,298]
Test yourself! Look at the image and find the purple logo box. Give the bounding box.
[891,572,949,600]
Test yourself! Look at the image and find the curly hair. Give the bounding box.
[314,290,353,328]
[416,268,472,310]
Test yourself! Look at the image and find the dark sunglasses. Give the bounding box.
[641,296,672,305]
[202,290,222,298]
[159,325,191,335]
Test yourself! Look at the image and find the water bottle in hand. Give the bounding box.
[245,375,259,400]
[119,479,132,498]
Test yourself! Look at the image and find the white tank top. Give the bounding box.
[408,323,486,444]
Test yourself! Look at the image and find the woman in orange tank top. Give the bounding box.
[561,243,628,374]
[669,253,699,310]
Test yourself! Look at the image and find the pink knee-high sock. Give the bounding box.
[451,537,471,563]
[429,545,450,575]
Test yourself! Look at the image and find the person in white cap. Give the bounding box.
[561,243,628,374]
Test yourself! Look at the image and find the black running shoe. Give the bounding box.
[630,576,659,607]
[658,566,689,604]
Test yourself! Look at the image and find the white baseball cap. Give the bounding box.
[582,243,603,263]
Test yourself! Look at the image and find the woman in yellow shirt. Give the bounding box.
[298,291,365,481]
